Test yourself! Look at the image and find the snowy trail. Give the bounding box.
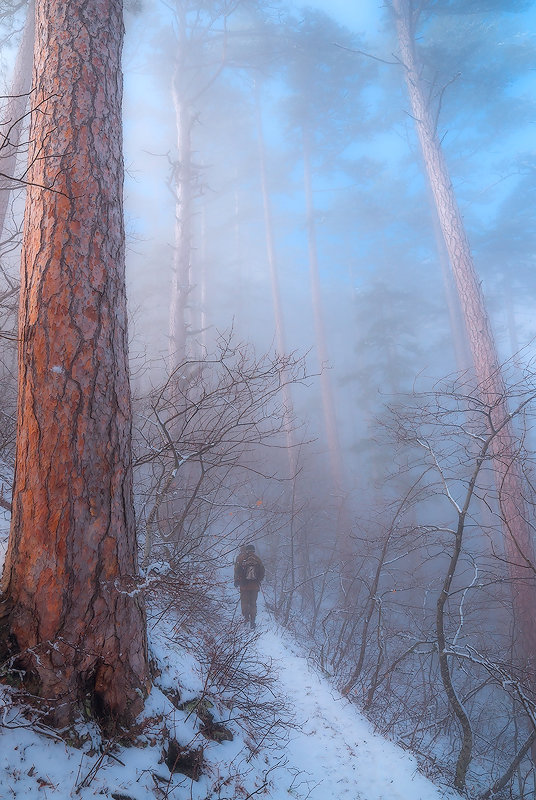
[255,614,454,800]
[0,598,455,799]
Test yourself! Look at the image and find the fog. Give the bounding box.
[119,3,536,789]
[121,0,536,501]
[2,0,536,795]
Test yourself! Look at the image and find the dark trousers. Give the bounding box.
[240,587,259,621]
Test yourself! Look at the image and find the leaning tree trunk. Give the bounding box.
[0,1,35,239]
[0,0,149,728]
[393,0,536,773]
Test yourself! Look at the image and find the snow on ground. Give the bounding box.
[0,602,458,799]
[255,614,455,800]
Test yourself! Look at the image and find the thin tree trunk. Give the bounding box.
[0,1,35,238]
[341,529,392,696]
[233,181,244,323]
[256,82,287,366]
[199,200,208,353]
[302,127,353,589]
[1,0,149,728]
[167,0,227,366]
[256,81,302,613]
[169,59,193,366]
[393,0,536,679]
[303,127,345,496]
[436,513,474,790]
[479,731,536,799]
[256,81,296,471]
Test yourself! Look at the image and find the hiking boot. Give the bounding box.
[250,619,256,630]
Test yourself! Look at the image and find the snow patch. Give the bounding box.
[0,607,457,799]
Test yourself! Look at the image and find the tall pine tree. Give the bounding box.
[0,0,149,728]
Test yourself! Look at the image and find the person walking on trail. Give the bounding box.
[234,544,265,629]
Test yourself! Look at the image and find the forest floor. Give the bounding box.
[0,587,458,800]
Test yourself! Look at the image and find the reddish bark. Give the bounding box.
[393,0,536,675]
[0,0,149,727]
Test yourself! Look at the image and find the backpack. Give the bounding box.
[243,554,258,582]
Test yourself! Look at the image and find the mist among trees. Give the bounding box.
[0,0,535,797]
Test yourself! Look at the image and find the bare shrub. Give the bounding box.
[132,331,309,571]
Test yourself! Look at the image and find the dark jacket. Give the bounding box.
[234,550,265,591]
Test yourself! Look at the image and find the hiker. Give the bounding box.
[234,544,265,629]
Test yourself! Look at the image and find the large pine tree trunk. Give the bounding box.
[393,0,536,733]
[0,0,149,728]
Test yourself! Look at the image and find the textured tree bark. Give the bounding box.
[0,0,149,728]
[393,0,536,780]
[0,1,35,238]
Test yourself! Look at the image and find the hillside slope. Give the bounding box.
[0,594,458,800]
